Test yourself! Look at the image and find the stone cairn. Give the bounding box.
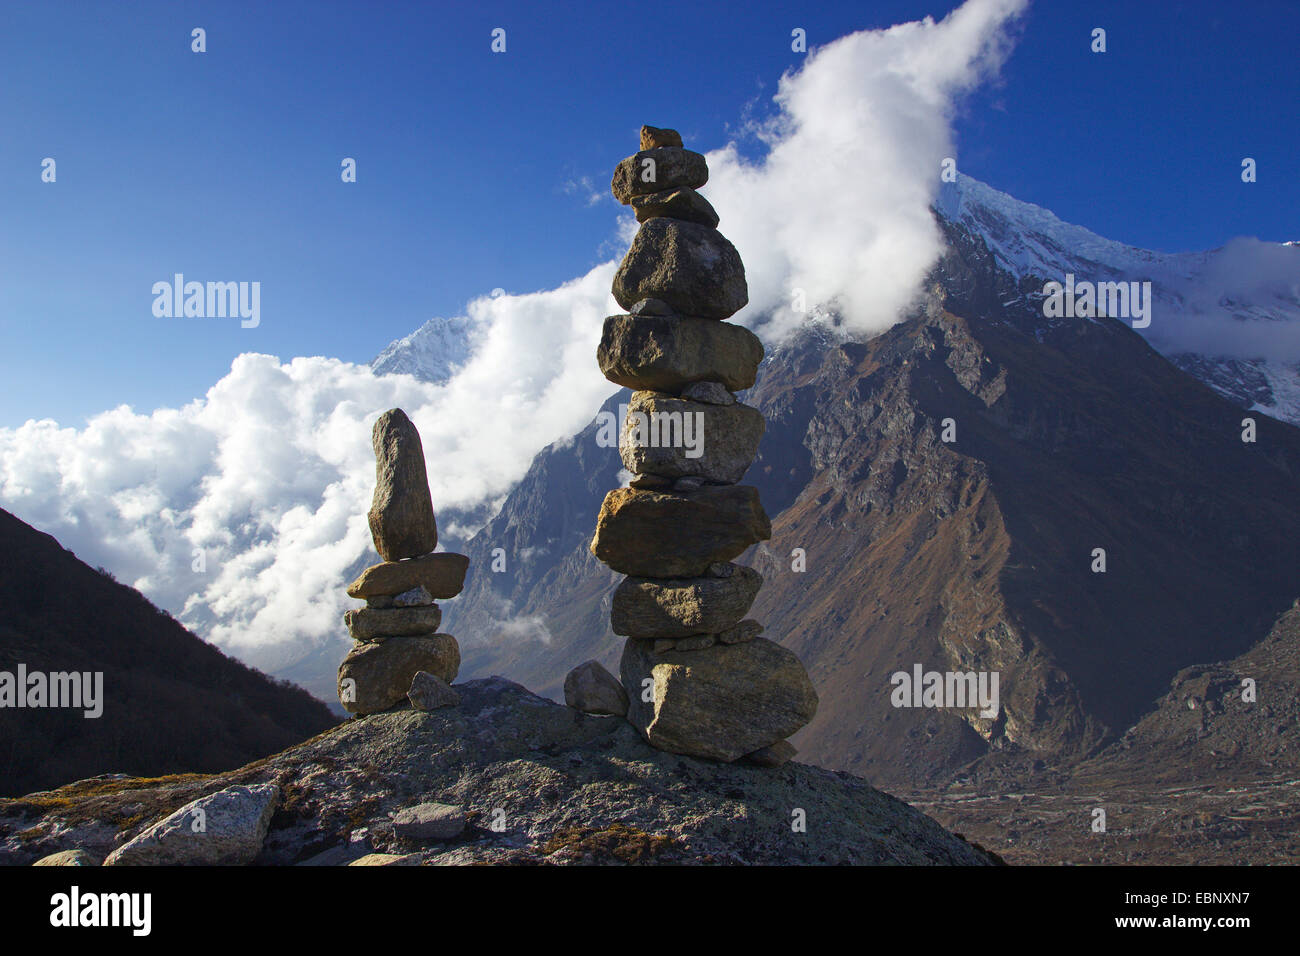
[338,408,467,715]
[583,125,818,767]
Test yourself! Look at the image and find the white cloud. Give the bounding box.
[0,0,1028,684]
[709,0,1028,341]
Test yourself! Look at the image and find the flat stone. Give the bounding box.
[348,852,421,866]
[392,585,434,607]
[743,740,798,768]
[611,147,708,204]
[104,784,280,866]
[681,381,736,405]
[674,634,716,651]
[33,849,100,866]
[597,314,764,393]
[718,619,764,644]
[563,660,629,717]
[296,844,370,867]
[611,565,762,639]
[591,486,770,577]
[338,634,461,715]
[640,125,683,149]
[408,670,460,711]
[613,219,747,320]
[621,390,764,485]
[345,605,441,641]
[673,477,705,491]
[347,552,469,600]
[367,408,438,561]
[629,474,673,490]
[631,187,720,228]
[392,803,466,841]
[620,638,818,762]
[630,297,675,316]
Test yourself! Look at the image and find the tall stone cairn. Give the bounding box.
[588,125,818,766]
[337,408,467,715]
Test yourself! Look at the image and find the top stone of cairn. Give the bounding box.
[640,125,683,149]
[367,408,438,561]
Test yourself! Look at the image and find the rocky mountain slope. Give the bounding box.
[0,507,339,797]
[0,677,997,866]
[910,603,1300,865]
[442,210,1300,789]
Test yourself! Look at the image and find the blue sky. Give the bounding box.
[2,0,1296,428]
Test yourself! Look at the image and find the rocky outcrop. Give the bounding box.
[0,678,997,866]
[589,125,817,763]
[339,409,468,715]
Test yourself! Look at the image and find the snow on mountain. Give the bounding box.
[370,177,1298,426]
[371,315,474,384]
[937,174,1300,424]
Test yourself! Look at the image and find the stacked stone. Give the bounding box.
[589,125,818,767]
[337,408,466,715]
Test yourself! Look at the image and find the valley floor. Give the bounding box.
[906,772,1300,865]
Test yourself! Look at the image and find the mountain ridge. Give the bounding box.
[438,201,1300,790]
[0,506,339,797]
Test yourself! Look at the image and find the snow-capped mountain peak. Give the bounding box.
[937,173,1300,424]
[371,315,474,384]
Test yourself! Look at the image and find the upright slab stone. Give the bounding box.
[368,409,438,561]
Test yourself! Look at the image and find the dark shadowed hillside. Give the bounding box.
[0,508,339,797]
